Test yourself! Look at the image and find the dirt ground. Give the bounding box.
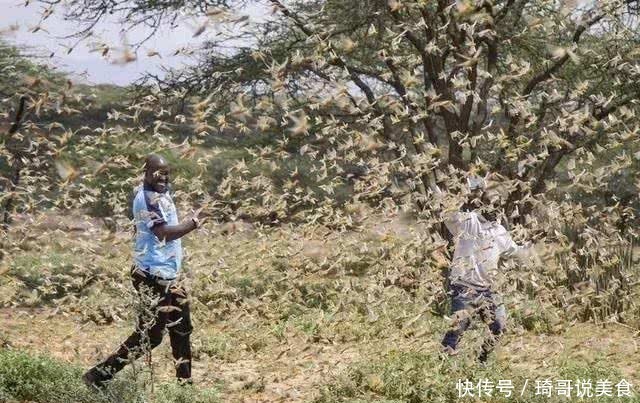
[3,307,639,402]
[3,211,640,401]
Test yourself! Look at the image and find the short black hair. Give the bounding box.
[144,154,168,173]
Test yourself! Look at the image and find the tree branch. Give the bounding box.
[523,12,605,96]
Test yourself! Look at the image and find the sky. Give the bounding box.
[0,0,267,86]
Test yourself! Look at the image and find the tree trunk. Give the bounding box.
[2,96,28,229]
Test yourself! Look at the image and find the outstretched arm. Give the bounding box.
[141,190,204,242]
[499,233,540,266]
[152,218,198,242]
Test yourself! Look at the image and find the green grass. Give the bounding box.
[0,348,111,403]
[155,383,221,403]
[314,351,638,403]
[6,250,88,306]
[3,219,640,401]
[194,334,238,362]
[0,348,221,403]
[4,242,130,309]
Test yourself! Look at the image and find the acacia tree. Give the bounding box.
[41,0,640,208]
[32,0,640,319]
[134,1,640,228]
[0,41,67,228]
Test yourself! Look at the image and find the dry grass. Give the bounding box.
[2,211,640,402]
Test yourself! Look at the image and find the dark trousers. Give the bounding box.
[441,283,506,361]
[94,268,193,380]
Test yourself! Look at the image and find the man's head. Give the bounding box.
[464,174,488,208]
[144,154,170,193]
[463,173,503,221]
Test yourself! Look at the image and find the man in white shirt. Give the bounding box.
[436,174,529,363]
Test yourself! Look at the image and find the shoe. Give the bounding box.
[477,351,490,365]
[440,346,458,360]
[82,367,109,391]
[178,378,193,386]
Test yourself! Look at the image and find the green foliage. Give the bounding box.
[7,250,90,306]
[0,348,99,403]
[4,1,640,401]
[315,351,635,403]
[0,41,64,100]
[3,240,130,309]
[2,217,639,401]
[315,351,468,403]
[194,334,237,362]
[510,306,554,335]
[155,383,221,403]
[553,222,639,323]
[0,348,221,403]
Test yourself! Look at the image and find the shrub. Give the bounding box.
[155,383,220,403]
[0,348,100,403]
[314,350,633,403]
[0,348,220,403]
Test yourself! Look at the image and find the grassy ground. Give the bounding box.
[1,211,640,402]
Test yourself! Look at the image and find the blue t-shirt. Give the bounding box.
[132,183,182,279]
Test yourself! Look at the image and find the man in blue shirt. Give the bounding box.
[83,153,203,388]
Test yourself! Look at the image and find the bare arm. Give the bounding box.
[499,232,540,266]
[151,219,197,242]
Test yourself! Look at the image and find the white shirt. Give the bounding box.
[444,211,521,289]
